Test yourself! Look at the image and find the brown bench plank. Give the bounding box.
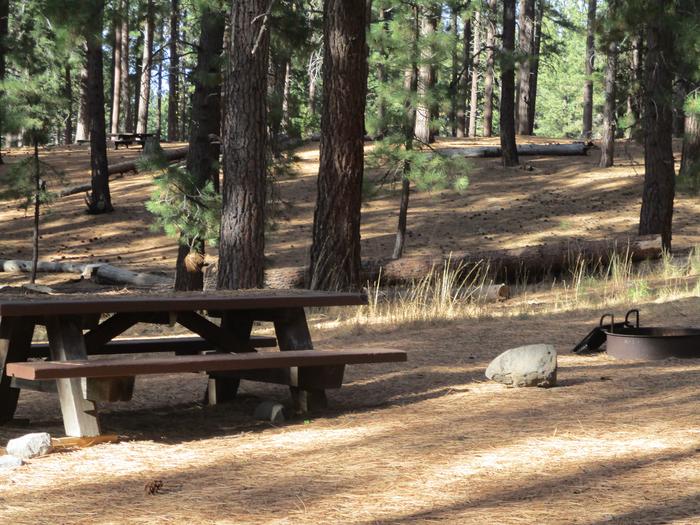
[7,348,407,380]
[27,335,277,358]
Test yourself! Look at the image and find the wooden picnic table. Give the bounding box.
[0,290,406,437]
[108,132,157,149]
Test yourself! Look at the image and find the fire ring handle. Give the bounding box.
[625,309,640,328]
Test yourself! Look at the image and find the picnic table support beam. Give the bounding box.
[0,317,35,423]
[206,313,256,405]
[45,316,100,437]
[273,308,330,413]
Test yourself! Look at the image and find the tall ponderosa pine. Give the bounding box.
[414,6,438,144]
[120,0,131,132]
[175,7,225,291]
[516,0,535,135]
[308,0,368,290]
[482,0,496,137]
[500,0,518,166]
[599,40,617,168]
[582,0,596,139]
[456,4,471,138]
[680,94,700,185]
[0,0,8,163]
[110,0,124,135]
[218,0,270,290]
[468,9,480,137]
[167,0,179,141]
[136,0,154,135]
[638,4,675,250]
[85,0,112,213]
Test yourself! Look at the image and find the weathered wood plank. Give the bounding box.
[45,316,100,437]
[5,348,408,380]
[0,317,35,423]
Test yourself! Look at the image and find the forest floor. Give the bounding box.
[0,136,698,275]
[1,138,700,523]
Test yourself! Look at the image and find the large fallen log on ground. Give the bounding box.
[264,235,663,288]
[440,142,593,158]
[56,147,189,198]
[0,260,171,287]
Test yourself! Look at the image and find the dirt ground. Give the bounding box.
[0,297,699,524]
[1,139,700,523]
[0,137,698,276]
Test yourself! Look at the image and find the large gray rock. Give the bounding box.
[485,344,557,387]
[6,432,52,460]
[0,455,23,471]
[254,401,286,424]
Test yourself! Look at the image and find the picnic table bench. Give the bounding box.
[0,291,406,437]
[109,132,157,149]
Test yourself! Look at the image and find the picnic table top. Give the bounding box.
[0,289,368,317]
[108,132,157,138]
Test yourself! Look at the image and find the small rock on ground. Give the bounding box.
[6,432,52,460]
[485,344,557,387]
[0,455,24,471]
[254,401,286,424]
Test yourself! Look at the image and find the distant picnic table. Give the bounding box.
[108,132,157,149]
[0,290,406,437]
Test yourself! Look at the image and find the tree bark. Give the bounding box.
[167,0,180,141]
[456,9,471,138]
[516,0,535,135]
[582,0,596,139]
[414,9,437,144]
[85,0,113,214]
[638,12,675,251]
[175,9,225,291]
[31,141,40,284]
[468,10,481,137]
[132,32,143,133]
[307,0,368,290]
[64,65,74,144]
[75,63,90,142]
[136,0,154,134]
[110,2,123,135]
[500,0,518,166]
[0,0,8,162]
[120,0,131,133]
[218,0,270,290]
[680,96,699,181]
[392,8,419,261]
[626,33,642,141]
[527,0,543,134]
[482,0,496,137]
[449,9,458,137]
[599,41,617,168]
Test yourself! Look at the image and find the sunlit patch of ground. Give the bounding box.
[1,297,700,524]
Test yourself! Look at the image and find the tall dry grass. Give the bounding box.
[313,248,700,330]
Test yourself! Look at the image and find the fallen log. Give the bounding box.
[0,260,171,287]
[440,142,593,158]
[56,147,189,199]
[263,235,663,287]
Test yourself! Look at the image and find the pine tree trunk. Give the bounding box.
[218,0,270,290]
[672,82,686,138]
[156,27,162,134]
[64,65,74,144]
[0,0,7,162]
[482,0,496,137]
[500,0,518,167]
[120,1,131,133]
[31,141,40,284]
[175,9,225,291]
[85,0,112,214]
[582,0,596,139]
[599,41,617,168]
[638,13,675,251]
[136,0,154,134]
[415,10,437,144]
[456,10,471,138]
[626,34,642,140]
[75,63,90,142]
[526,0,543,134]
[308,0,368,290]
[680,98,699,181]
[167,0,180,141]
[449,9,458,137]
[468,10,481,137]
[393,8,419,261]
[110,2,123,135]
[375,8,389,138]
[516,0,534,135]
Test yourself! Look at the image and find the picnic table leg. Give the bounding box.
[273,308,328,413]
[0,317,35,423]
[45,316,100,437]
[205,313,255,405]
